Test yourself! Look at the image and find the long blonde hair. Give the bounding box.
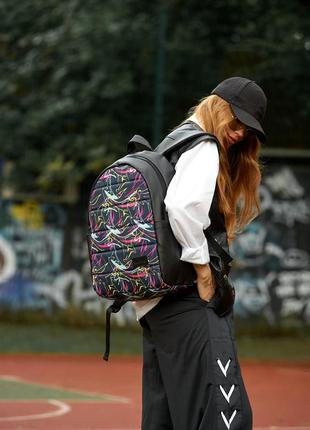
[192,95,262,242]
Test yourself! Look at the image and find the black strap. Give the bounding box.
[204,229,233,267]
[103,299,127,361]
[155,126,219,157]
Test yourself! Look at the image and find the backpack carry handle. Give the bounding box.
[128,135,153,154]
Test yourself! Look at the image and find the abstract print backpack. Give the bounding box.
[87,126,218,359]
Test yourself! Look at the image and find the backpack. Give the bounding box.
[87,125,219,359]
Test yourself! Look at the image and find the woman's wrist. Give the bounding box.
[193,262,212,280]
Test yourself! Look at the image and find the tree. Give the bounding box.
[0,0,309,193]
[0,0,157,192]
[163,0,310,148]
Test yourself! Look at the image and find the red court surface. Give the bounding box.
[0,354,309,429]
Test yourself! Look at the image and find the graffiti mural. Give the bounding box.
[0,162,309,326]
[0,200,135,325]
[0,200,66,309]
[232,165,310,324]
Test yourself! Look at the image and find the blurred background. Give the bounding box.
[0,0,309,359]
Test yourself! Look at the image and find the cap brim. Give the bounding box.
[231,104,266,142]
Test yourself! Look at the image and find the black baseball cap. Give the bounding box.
[211,77,267,142]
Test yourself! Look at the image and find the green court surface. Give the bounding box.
[0,376,120,402]
[0,322,309,361]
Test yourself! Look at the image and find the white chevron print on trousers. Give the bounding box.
[221,410,237,429]
[219,384,235,403]
[217,358,231,377]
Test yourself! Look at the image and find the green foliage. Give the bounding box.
[163,0,310,147]
[0,0,309,192]
[0,0,157,191]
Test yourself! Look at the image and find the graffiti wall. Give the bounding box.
[0,200,135,325]
[0,201,66,309]
[0,162,309,326]
[231,164,310,324]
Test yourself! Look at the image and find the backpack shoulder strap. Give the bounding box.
[155,123,219,156]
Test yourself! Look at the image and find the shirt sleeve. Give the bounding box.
[164,140,219,265]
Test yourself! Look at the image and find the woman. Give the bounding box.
[134,76,267,430]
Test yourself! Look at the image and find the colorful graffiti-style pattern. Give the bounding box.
[88,164,175,300]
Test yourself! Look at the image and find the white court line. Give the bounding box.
[0,399,71,421]
[0,375,23,381]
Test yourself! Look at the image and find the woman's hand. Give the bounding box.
[193,263,216,302]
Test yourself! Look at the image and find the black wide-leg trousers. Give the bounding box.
[140,286,252,430]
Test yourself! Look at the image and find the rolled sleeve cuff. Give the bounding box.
[180,240,210,265]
